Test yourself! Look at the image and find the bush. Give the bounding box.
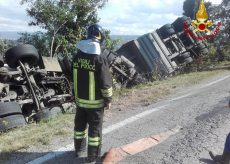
[0,39,16,55]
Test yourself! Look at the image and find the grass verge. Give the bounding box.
[0,69,229,155]
[0,114,74,153]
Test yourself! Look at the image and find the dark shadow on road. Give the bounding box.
[195,97,230,122]
[199,158,216,164]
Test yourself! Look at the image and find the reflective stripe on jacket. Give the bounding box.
[72,49,112,109]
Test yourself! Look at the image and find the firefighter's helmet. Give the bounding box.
[87,24,105,44]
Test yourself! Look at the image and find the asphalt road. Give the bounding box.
[4,73,230,164]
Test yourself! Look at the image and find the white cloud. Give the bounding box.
[0,0,10,6]
[98,0,184,35]
[98,0,222,35]
[0,0,223,34]
[0,16,40,32]
[0,0,38,32]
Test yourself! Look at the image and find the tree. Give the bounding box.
[183,0,229,45]
[0,39,15,55]
[18,32,50,56]
[183,0,201,19]
[20,0,108,57]
[183,0,213,19]
[103,30,121,50]
[207,0,230,45]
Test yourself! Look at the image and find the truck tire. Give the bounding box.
[158,24,175,39]
[126,73,146,88]
[184,57,193,64]
[197,43,206,50]
[172,16,191,33]
[0,114,26,132]
[50,106,63,115]
[32,108,51,122]
[176,52,191,63]
[32,107,63,122]
[0,102,22,117]
[200,48,209,54]
[180,52,190,58]
[5,44,39,68]
[179,33,195,48]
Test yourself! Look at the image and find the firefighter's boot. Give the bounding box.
[74,138,87,157]
[87,146,101,163]
[209,151,230,164]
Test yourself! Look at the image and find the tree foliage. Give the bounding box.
[183,0,214,20]
[20,0,108,57]
[0,39,16,55]
[103,30,121,50]
[18,32,50,56]
[207,0,230,45]
[183,0,201,19]
[183,0,229,45]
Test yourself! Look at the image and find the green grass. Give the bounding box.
[0,114,74,153]
[112,70,230,105]
[0,69,229,155]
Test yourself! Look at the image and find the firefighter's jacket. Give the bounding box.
[72,40,112,109]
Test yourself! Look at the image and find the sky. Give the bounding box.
[0,0,222,35]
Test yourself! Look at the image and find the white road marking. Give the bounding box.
[27,74,230,164]
[170,94,192,101]
[169,75,230,102]
[203,75,230,87]
[103,105,167,134]
[27,105,168,164]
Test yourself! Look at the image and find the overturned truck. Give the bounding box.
[0,16,209,132]
[110,16,209,85]
[0,44,73,131]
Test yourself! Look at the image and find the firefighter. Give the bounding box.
[72,24,112,163]
[209,99,230,164]
[209,134,230,164]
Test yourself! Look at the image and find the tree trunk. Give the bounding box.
[50,33,55,57]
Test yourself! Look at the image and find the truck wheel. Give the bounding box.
[200,48,209,54]
[179,33,195,48]
[172,16,191,33]
[32,108,51,122]
[158,24,175,39]
[0,114,26,132]
[32,107,63,122]
[197,43,206,50]
[50,106,64,115]
[184,57,193,64]
[180,52,190,58]
[126,73,146,88]
[5,44,39,68]
[176,52,191,63]
[0,102,22,117]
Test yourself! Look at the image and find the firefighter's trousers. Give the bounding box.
[224,132,230,152]
[74,107,104,160]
